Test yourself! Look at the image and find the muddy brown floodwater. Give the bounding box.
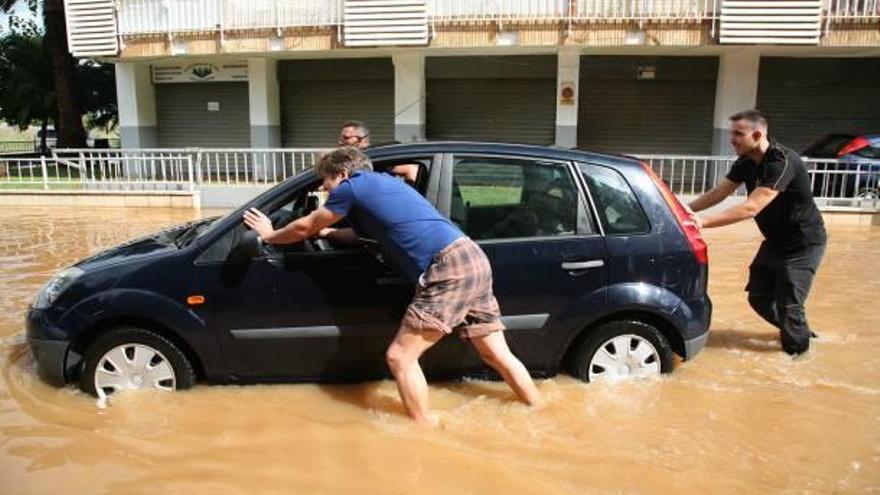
[1,206,878,494]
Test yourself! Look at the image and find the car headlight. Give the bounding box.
[33,267,84,310]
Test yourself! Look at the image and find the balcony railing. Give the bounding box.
[63,0,879,56]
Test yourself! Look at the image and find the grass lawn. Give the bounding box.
[459,185,521,206]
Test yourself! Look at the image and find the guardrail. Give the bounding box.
[2,149,877,210]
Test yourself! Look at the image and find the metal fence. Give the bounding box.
[2,149,877,210]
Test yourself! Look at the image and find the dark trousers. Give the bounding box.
[746,241,826,355]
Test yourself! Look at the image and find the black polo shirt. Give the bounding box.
[726,142,827,253]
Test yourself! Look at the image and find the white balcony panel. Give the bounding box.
[343,0,428,46]
[429,0,567,20]
[64,0,119,56]
[720,0,822,44]
[118,0,220,34]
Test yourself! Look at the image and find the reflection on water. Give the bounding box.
[1,207,878,494]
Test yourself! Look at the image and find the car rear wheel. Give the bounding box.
[79,326,196,400]
[568,320,674,382]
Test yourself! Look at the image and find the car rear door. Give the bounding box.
[428,153,609,376]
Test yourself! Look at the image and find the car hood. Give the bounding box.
[73,218,213,271]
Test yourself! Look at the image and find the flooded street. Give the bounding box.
[1,206,878,494]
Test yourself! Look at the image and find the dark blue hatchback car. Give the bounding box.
[27,143,711,399]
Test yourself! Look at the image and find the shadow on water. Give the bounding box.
[706,328,781,353]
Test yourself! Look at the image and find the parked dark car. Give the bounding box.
[802,133,880,199]
[27,142,711,400]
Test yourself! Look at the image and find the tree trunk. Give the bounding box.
[43,0,87,149]
[40,118,49,156]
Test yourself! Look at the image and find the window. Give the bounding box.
[580,164,649,235]
[452,156,582,240]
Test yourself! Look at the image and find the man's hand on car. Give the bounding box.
[243,208,275,240]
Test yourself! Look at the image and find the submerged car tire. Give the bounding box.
[568,320,674,382]
[79,326,196,399]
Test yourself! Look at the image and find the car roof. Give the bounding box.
[365,141,645,171]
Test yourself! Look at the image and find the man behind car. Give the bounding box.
[688,109,827,356]
[243,147,541,425]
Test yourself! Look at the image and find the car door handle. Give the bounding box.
[561,260,605,270]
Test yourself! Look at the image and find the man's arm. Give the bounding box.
[696,186,778,229]
[688,178,740,213]
[243,206,342,244]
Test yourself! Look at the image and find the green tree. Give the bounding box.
[2,0,88,148]
[0,33,54,153]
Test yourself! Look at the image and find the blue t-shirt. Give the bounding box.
[324,170,464,281]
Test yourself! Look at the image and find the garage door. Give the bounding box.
[426,56,556,145]
[155,82,250,147]
[757,57,880,153]
[279,59,394,147]
[578,56,718,154]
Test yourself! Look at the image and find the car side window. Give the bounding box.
[451,156,583,240]
[580,164,649,235]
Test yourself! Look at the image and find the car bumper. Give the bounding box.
[678,295,712,361]
[683,331,710,360]
[29,338,70,387]
[26,307,73,387]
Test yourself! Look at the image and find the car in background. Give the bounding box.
[802,133,880,199]
[27,142,712,400]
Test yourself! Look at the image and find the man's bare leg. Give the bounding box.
[469,331,541,406]
[385,326,444,424]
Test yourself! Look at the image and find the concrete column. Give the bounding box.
[116,63,157,148]
[392,52,425,143]
[555,49,580,149]
[248,58,281,148]
[713,49,760,155]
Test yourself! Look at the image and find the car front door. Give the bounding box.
[426,153,609,376]
[196,156,439,382]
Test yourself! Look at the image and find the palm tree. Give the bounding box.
[1,0,87,148]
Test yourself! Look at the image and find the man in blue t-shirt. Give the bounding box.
[243,147,541,425]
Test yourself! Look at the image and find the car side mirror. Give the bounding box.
[235,230,262,258]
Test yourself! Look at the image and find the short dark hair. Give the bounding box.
[340,121,370,138]
[729,109,768,129]
[315,147,373,178]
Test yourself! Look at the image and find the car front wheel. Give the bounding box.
[568,320,674,382]
[79,326,196,400]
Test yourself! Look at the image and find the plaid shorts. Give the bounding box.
[401,237,505,338]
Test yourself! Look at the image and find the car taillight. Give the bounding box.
[837,136,870,157]
[640,162,708,265]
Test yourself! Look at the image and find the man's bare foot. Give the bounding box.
[413,412,440,428]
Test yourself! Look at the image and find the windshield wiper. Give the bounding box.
[174,223,201,248]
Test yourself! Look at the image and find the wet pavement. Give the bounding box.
[1,206,878,494]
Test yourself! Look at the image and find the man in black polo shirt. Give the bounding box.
[688,109,827,355]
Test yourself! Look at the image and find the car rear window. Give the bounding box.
[580,164,649,235]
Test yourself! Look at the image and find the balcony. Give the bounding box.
[64,0,879,57]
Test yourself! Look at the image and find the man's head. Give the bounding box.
[338,121,371,149]
[729,109,769,157]
[315,147,373,192]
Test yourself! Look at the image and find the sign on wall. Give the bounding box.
[152,62,248,83]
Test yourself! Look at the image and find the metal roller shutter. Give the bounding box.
[279,59,394,147]
[757,57,880,153]
[156,82,250,147]
[578,56,718,155]
[426,56,556,145]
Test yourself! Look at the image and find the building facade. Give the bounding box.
[66,0,880,155]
